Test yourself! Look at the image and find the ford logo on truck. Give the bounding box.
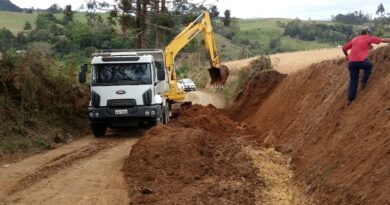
[116,90,126,95]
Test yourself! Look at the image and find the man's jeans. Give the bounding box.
[347,60,372,101]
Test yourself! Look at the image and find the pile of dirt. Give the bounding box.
[171,105,257,138]
[125,105,262,205]
[231,46,390,204]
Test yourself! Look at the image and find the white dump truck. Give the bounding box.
[79,49,170,137]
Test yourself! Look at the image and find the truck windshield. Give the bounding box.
[92,63,152,86]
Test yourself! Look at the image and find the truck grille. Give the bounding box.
[107,99,136,107]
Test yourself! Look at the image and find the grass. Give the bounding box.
[0,11,109,33]
[233,18,331,53]
[237,18,290,31]
[215,33,243,61]
[0,11,37,33]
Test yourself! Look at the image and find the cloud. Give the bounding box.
[214,0,386,19]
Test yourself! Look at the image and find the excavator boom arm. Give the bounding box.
[163,11,229,101]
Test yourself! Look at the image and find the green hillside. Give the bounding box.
[0,10,333,59]
[231,18,331,54]
[215,34,243,61]
[0,11,37,33]
[0,11,107,33]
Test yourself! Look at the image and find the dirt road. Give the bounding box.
[225,48,343,74]
[0,129,144,205]
[184,90,225,108]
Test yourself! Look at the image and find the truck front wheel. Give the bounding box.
[91,123,107,137]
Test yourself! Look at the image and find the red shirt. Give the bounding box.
[342,35,381,62]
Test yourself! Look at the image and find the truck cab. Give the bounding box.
[79,49,170,137]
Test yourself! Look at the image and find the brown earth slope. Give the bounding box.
[227,70,286,122]
[230,46,390,205]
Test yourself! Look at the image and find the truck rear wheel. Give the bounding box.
[91,123,107,137]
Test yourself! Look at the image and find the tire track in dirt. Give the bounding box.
[0,137,95,198]
[3,137,138,205]
[7,139,121,195]
[1,128,145,205]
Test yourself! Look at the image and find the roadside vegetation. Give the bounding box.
[0,49,89,160]
[220,55,273,105]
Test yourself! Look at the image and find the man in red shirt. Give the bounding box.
[342,28,390,105]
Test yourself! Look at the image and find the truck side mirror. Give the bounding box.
[157,69,165,81]
[79,64,88,84]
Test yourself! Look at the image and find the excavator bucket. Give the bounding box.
[208,65,230,87]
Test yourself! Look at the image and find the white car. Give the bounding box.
[178,79,196,91]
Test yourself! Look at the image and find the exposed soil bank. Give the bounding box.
[233,46,390,205]
[125,46,390,205]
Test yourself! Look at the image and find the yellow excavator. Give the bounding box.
[79,11,229,136]
[163,11,230,102]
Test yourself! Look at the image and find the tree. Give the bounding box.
[23,21,32,30]
[269,36,281,50]
[47,4,62,13]
[63,5,74,24]
[24,7,34,14]
[223,10,231,27]
[109,0,136,36]
[35,13,57,30]
[209,6,219,18]
[0,28,16,50]
[135,0,150,48]
[16,32,28,45]
[331,10,371,24]
[376,3,385,16]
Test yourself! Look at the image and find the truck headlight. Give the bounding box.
[89,112,94,118]
[94,112,99,117]
[151,110,156,116]
[145,111,150,116]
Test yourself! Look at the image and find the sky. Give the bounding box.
[10,0,390,20]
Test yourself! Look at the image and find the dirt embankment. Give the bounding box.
[229,46,390,205]
[227,70,286,122]
[125,105,295,205]
[125,46,390,204]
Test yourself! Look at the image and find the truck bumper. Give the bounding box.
[88,105,162,127]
